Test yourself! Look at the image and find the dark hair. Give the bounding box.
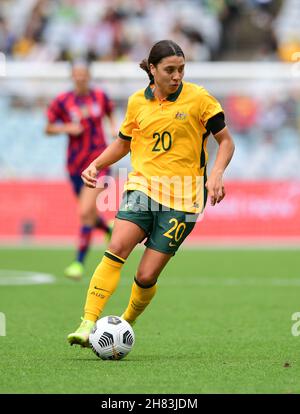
[140,40,185,82]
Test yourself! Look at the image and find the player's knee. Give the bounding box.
[135,271,157,287]
[79,208,96,225]
[107,241,129,260]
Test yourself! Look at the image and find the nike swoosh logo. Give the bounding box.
[169,242,177,247]
[94,286,110,292]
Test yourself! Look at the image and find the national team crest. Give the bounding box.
[175,111,187,120]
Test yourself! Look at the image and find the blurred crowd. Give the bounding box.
[221,88,300,179]
[1,0,300,181]
[1,82,300,181]
[0,0,294,63]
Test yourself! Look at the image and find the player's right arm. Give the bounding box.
[45,122,83,136]
[45,94,84,136]
[81,137,131,188]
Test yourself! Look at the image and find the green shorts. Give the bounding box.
[116,190,198,255]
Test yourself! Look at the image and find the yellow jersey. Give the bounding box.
[119,81,224,213]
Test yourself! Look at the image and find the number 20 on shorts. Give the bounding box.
[163,218,186,243]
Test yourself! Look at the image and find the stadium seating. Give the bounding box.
[0,91,300,181]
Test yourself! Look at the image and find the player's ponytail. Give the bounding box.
[139,59,154,83]
[140,40,185,84]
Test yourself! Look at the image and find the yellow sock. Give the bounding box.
[122,278,157,323]
[83,250,125,322]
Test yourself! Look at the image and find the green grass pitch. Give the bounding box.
[0,246,299,394]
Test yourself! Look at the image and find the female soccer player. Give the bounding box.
[46,62,116,280]
[67,40,235,346]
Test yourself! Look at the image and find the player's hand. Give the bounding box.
[64,123,84,136]
[81,164,98,188]
[205,171,226,206]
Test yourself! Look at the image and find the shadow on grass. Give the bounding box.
[66,353,203,363]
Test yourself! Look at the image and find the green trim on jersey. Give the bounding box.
[144,82,183,102]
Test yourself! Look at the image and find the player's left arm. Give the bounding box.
[103,92,118,139]
[107,111,118,139]
[206,126,235,206]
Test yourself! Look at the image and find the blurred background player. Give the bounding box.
[45,62,117,280]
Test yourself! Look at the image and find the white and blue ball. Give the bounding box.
[89,316,135,360]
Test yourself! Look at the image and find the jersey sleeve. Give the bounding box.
[47,97,64,123]
[206,112,226,135]
[119,96,138,141]
[199,90,224,131]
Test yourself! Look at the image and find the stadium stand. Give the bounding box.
[274,0,300,61]
[1,0,300,241]
[0,60,299,181]
[0,0,284,63]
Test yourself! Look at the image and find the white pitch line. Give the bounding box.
[0,270,56,285]
[0,269,298,288]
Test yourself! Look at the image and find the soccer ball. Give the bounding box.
[89,316,135,360]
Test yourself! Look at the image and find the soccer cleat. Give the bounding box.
[104,219,114,244]
[64,261,84,280]
[120,313,136,326]
[67,318,95,347]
